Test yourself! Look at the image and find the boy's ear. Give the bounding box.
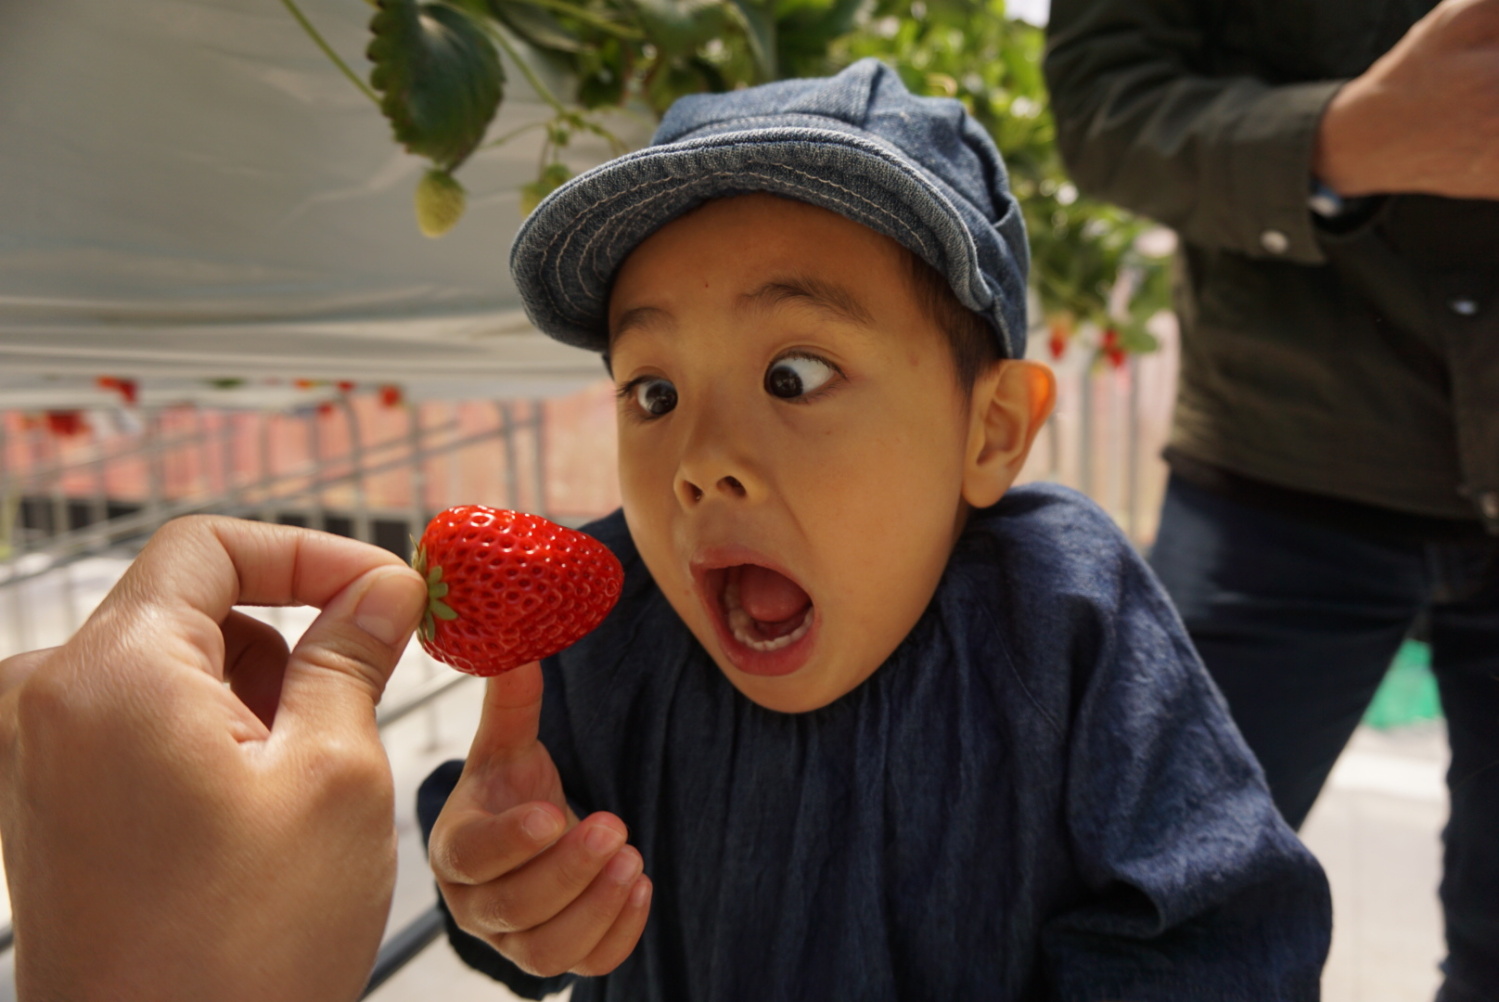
[961,360,1056,509]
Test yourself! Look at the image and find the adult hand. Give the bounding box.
[0,516,427,1002]
[1315,0,1499,199]
[428,661,651,978]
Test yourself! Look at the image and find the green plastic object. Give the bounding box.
[1363,640,1442,730]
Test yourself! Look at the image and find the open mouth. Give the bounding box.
[721,564,814,652]
[697,561,817,673]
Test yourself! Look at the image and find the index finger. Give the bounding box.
[120,515,412,624]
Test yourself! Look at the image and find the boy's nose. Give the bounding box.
[677,474,748,506]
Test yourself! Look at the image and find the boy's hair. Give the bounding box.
[902,248,1002,393]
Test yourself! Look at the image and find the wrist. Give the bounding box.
[1313,78,1390,198]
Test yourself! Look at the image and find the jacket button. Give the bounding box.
[1449,296,1479,316]
[1260,230,1289,254]
[1483,493,1499,520]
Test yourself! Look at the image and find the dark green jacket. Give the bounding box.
[1044,0,1499,527]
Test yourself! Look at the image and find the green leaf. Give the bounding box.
[630,0,732,59]
[430,581,450,599]
[367,0,504,171]
[426,563,443,585]
[488,0,584,52]
[431,599,459,621]
[728,0,777,79]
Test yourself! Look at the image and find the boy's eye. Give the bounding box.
[631,377,678,417]
[764,355,837,400]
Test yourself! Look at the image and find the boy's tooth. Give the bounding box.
[721,567,813,653]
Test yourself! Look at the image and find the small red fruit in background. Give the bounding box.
[44,411,88,437]
[379,384,404,409]
[413,505,624,676]
[96,376,139,406]
[1047,320,1068,361]
[337,381,356,393]
[1101,327,1126,369]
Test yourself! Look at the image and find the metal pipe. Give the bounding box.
[358,904,446,999]
[375,670,476,729]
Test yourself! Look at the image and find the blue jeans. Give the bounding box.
[1149,474,1499,1002]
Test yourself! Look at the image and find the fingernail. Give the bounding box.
[355,571,423,646]
[523,807,560,842]
[585,824,625,857]
[606,848,642,885]
[629,879,652,908]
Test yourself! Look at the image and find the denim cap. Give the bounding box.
[510,58,1030,358]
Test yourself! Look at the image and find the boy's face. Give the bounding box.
[608,193,984,713]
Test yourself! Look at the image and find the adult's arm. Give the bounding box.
[1045,0,1499,264]
[0,517,428,1002]
[1043,0,1341,264]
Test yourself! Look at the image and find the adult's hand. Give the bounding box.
[1315,0,1499,199]
[429,662,651,979]
[0,516,427,1002]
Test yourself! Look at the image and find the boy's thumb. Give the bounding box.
[469,661,546,763]
[276,567,428,733]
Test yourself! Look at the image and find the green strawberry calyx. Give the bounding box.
[411,543,458,642]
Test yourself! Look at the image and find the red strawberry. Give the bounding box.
[412,505,624,676]
[378,384,404,408]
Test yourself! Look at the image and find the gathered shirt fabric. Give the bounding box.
[417,483,1332,1001]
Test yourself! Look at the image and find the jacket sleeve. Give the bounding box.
[1038,558,1332,1001]
[1043,0,1343,265]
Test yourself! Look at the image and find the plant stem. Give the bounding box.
[479,119,548,149]
[484,21,567,114]
[508,0,644,40]
[279,0,380,106]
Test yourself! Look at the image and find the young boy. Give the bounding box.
[417,59,1331,1000]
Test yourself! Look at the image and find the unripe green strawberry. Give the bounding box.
[415,169,466,238]
[413,505,623,676]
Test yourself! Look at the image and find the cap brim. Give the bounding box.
[510,126,1020,357]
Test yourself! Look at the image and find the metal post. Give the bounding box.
[531,399,548,516]
[341,395,372,545]
[306,410,326,534]
[500,403,519,510]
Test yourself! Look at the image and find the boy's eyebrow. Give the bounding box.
[740,277,876,329]
[611,305,675,352]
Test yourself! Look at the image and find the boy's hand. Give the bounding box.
[428,662,652,978]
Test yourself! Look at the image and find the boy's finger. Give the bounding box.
[497,847,648,978]
[468,664,546,763]
[429,800,567,887]
[572,875,652,977]
[445,813,629,935]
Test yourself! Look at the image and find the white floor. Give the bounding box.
[0,556,1452,1001]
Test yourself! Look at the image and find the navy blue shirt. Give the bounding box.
[418,484,1331,1000]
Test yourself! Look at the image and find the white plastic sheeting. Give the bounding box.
[0,0,631,400]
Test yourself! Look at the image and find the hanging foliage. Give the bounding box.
[285,0,1169,351]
